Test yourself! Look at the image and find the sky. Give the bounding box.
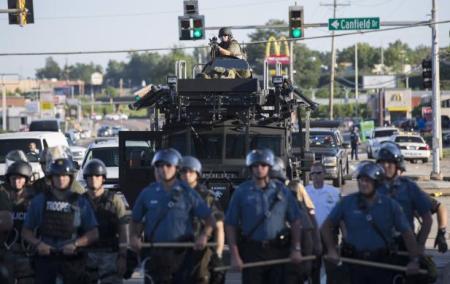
[0,0,449,78]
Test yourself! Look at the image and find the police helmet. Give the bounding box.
[83,159,107,180]
[180,156,202,176]
[5,161,32,182]
[39,148,48,166]
[246,149,275,167]
[271,157,287,181]
[151,148,182,167]
[376,141,403,165]
[47,158,76,176]
[356,161,385,182]
[5,150,28,168]
[218,27,232,37]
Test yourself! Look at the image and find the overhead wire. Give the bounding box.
[0,19,448,57]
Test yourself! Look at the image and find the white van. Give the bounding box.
[0,131,69,180]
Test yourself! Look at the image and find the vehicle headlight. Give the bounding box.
[322,156,337,166]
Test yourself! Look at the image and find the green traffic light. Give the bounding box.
[193,28,203,39]
[291,28,302,38]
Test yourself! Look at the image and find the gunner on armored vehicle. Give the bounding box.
[215,27,242,59]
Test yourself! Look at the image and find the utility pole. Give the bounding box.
[321,0,350,119]
[2,85,6,131]
[355,43,359,117]
[431,0,442,179]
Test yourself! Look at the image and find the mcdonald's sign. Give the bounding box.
[265,36,290,65]
[384,89,412,112]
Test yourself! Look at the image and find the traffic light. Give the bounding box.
[8,0,34,26]
[178,15,205,40]
[289,6,304,39]
[422,59,432,89]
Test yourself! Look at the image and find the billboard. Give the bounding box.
[384,89,412,112]
[362,75,397,89]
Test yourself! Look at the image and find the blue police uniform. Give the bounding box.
[132,180,212,284]
[327,192,411,284]
[377,176,431,228]
[225,179,301,241]
[24,192,97,248]
[23,191,98,284]
[225,179,302,284]
[132,180,212,242]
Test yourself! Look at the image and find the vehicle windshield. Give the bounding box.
[309,133,337,148]
[84,145,154,168]
[395,136,424,143]
[225,134,281,158]
[0,139,42,163]
[208,58,249,71]
[374,130,398,138]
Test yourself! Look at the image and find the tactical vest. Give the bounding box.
[39,191,80,241]
[193,184,215,237]
[90,191,119,248]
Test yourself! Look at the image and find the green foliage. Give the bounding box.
[337,43,380,73]
[65,63,103,82]
[36,57,62,79]
[294,44,322,89]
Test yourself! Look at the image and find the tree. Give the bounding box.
[293,44,322,88]
[384,40,412,73]
[337,43,380,73]
[105,60,126,87]
[66,63,103,82]
[36,57,62,79]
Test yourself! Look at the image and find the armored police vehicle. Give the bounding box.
[118,57,317,208]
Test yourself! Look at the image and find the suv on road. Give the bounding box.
[308,128,350,187]
[367,126,399,159]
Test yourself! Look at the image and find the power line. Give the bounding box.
[0,19,449,57]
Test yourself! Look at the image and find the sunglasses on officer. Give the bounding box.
[251,163,269,168]
[155,162,174,168]
[310,171,324,175]
[179,168,195,174]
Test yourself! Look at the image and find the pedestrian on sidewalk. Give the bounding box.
[350,126,360,161]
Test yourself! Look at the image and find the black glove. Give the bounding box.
[434,228,448,253]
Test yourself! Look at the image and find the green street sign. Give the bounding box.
[328,17,380,31]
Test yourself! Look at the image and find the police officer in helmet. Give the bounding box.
[83,159,128,284]
[33,147,86,195]
[376,142,432,255]
[180,156,225,284]
[130,148,215,284]
[22,157,99,284]
[225,149,304,283]
[322,161,421,284]
[0,161,35,283]
[216,27,242,59]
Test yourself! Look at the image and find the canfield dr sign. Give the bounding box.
[328,17,380,31]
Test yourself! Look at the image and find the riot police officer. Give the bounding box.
[22,157,99,284]
[271,157,317,283]
[32,147,86,195]
[83,159,128,284]
[0,211,13,284]
[216,27,243,59]
[180,156,225,284]
[225,149,304,284]
[376,142,432,254]
[322,161,421,284]
[0,161,35,283]
[130,148,215,284]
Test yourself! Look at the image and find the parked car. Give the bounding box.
[97,125,113,137]
[391,134,430,163]
[367,126,400,159]
[29,119,62,132]
[77,139,153,192]
[308,128,350,187]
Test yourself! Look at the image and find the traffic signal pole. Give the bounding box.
[431,0,442,179]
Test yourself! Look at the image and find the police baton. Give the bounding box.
[214,255,316,272]
[119,242,217,249]
[324,256,428,274]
